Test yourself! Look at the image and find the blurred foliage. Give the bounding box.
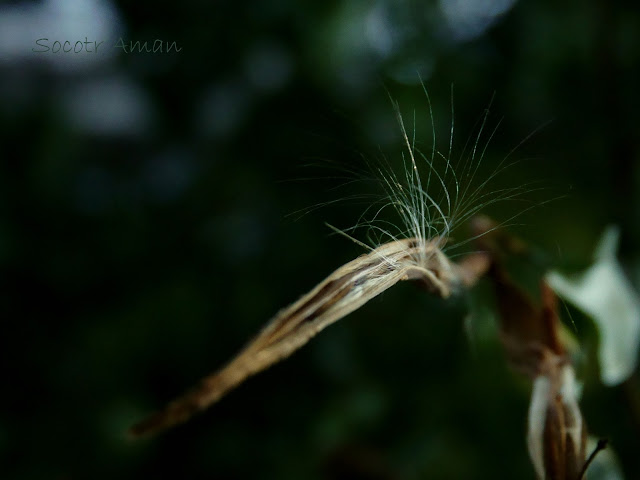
[1,0,639,479]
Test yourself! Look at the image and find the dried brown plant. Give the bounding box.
[129,94,604,479]
[131,91,505,437]
[130,237,488,436]
[471,215,606,480]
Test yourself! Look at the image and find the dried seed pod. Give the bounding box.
[527,362,587,480]
[130,94,533,438]
[130,237,470,437]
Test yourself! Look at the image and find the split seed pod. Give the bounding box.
[528,361,587,480]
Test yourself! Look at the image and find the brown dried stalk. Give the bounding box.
[471,216,604,480]
[130,237,488,437]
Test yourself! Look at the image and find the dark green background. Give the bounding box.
[1,0,639,478]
